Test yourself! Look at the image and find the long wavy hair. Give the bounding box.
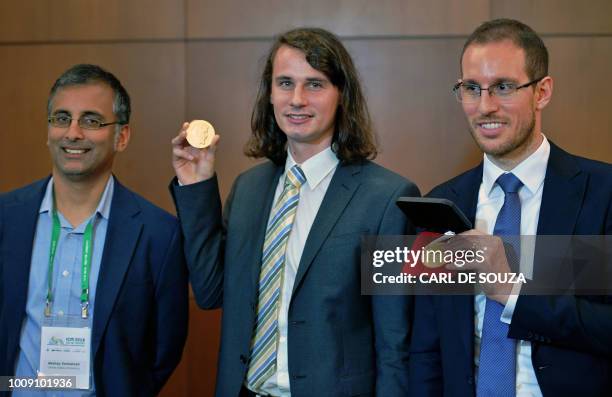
[245,27,377,165]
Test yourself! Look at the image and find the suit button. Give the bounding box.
[240,354,248,364]
[467,376,474,385]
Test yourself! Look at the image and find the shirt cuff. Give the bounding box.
[501,282,523,324]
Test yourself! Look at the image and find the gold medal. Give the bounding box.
[186,119,215,148]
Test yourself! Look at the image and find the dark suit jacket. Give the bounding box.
[0,177,189,397]
[172,159,420,397]
[408,142,612,396]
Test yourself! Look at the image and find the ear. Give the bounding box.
[535,76,553,111]
[114,124,131,152]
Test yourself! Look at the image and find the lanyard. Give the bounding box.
[45,209,94,319]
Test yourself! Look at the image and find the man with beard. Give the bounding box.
[408,19,612,396]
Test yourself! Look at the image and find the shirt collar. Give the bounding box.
[39,175,115,221]
[482,135,550,197]
[285,147,339,190]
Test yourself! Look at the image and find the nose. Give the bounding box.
[64,119,85,140]
[477,89,499,115]
[290,85,307,108]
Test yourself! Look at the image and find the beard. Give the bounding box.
[468,108,536,159]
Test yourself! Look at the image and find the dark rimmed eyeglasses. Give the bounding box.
[452,77,545,103]
[48,115,123,130]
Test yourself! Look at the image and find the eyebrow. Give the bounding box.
[80,111,104,119]
[51,109,104,118]
[462,77,520,86]
[274,76,329,83]
[305,77,326,84]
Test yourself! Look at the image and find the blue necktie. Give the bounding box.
[477,172,523,397]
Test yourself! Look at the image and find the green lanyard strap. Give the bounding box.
[45,209,94,319]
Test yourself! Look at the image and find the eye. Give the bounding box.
[80,117,102,129]
[55,115,71,123]
[307,81,323,89]
[277,80,293,88]
[462,84,480,94]
[494,82,516,95]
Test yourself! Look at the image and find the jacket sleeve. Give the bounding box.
[151,221,189,392]
[170,174,237,309]
[372,180,420,396]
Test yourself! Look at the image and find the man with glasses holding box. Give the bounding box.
[0,64,188,396]
[409,19,611,396]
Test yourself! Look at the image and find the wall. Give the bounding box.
[1,1,610,395]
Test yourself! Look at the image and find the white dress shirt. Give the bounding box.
[473,136,550,397]
[258,147,339,397]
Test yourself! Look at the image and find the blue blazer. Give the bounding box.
[0,177,189,397]
[408,142,612,396]
[172,160,420,397]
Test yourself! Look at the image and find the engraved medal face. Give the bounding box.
[186,120,215,148]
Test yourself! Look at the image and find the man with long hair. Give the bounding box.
[171,28,419,396]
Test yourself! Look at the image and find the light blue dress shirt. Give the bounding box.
[13,176,114,397]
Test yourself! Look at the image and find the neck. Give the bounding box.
[52,172,110,227]
[288,139,332,164]
[490,131,543,171]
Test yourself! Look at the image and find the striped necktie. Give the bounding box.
[477,172,523,397]
[246,165,306,391]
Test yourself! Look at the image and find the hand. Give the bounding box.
[171,122,221,185]
[443,229,514,304]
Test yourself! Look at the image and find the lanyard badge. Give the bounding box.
[45,209,94,319]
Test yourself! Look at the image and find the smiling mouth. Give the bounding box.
[286,114,313,120]
[62,148,90,154]
[478,121,505,130]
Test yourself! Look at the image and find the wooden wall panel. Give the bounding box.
[0,43,186,214]
[0,0,185,42]
[1,2,611,397]
[542,37,612,163]
[187,0,489,38]
[491,0,612,34]
[186,40,271,199]
[346,38,480,194]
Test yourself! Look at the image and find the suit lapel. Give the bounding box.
[430,165,482,366]
[449,164,482,226]
[3,178,48,361]
[537,142,585,236]
[247,166,284,294]
[291,162,361,296]
[448,166,481,364]
[450,295,475,365]
[91,180,143,357]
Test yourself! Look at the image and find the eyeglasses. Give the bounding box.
[452,77,544,103]
[48,115,122,130]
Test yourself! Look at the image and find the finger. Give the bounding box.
[171,131,188,146]
[207,134,221,154]
[172,146,194,161]
[171,123,190,145]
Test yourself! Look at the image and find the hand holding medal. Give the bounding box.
[171,119,220,185]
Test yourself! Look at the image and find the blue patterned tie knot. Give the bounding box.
[496,173,523,194]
